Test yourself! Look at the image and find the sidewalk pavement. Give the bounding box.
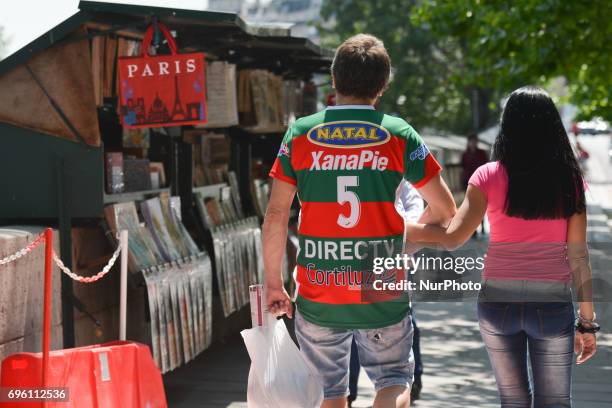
[352,299,612,408]
[164,335,250,407]
[164,190,612,408]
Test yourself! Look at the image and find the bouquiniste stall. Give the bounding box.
[0,0,331,373]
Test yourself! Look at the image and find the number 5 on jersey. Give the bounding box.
[337,176,360,228]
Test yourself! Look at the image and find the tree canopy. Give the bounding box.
[320,0,611,132]
[320,0,476,133]
[413,0,611,121]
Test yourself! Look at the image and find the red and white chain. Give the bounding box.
[53,244,122,283]
[0,232,46,266]
[1,232,123,284]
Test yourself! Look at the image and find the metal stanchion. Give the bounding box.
[42,228,53,392]
[119,230,129,341]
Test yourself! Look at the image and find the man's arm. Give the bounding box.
[415,173,456,226]
[262,179,297,317]
[403,173,456,253]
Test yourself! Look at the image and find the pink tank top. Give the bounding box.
[469,162,572,282]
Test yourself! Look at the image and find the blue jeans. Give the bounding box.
[478,282,575,408]
[295,310,414,400]
[348,310,422,401]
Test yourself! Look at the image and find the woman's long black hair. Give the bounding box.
[493,86,585,219]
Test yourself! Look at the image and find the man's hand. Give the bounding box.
[266,286,293,318]
[575,332,597,364]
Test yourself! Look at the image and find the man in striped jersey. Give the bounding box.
[263,34,456,408]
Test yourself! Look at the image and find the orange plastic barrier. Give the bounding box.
[0,341,167,408]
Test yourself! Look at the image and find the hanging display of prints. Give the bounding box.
[194,186,265,317]
[118,22,207,128]
[105,198,213,374]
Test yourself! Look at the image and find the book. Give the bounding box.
[104,202,163,272]
[251,178,271,218]
[143,269,161,369]
[220,186,238,222]
[140,197,182,262]
[122,127,150,149]
[149,162,166,187]
[154,267,170,372]
[205,198,225,227]
[197,61,239,128]
[105,152,124,194]
[167,196,200,256]
[227,171,244,218]
[179,266,194,361]
[159,194,190,259]
[168,269,183,368]
[200,255,213,349]
[123,158,152,192]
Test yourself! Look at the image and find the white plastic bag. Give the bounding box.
[241,316,324,408]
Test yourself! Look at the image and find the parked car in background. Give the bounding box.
[576,117,610,135]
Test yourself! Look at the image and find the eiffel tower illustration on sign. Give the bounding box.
[171,74,186,121]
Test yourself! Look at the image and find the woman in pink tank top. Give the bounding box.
[408,86,598,408]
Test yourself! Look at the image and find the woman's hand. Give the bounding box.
[404,185,487,250]
[574,331,597,364]
[266,286,293,318]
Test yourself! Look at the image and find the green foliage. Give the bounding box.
[319,0,477,134]
[413,0,611,120]
[320,0,611,131]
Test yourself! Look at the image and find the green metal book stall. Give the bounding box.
[0,1,331,372]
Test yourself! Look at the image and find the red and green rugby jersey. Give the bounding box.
[269,106,441,329]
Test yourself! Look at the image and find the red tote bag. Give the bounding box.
[118,23,207,128]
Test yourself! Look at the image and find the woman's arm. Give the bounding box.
[407,185,487,250]
[567,211,597,364]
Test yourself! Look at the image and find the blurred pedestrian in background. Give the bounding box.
[461,133,488,189]
[462,133,488,236]
[575,140,590,170]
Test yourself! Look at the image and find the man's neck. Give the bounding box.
[335,94,376,106]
